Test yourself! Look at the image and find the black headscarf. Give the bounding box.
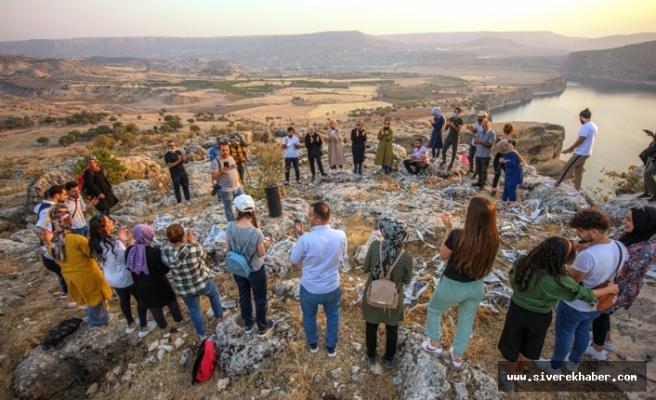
[618,206,656,247]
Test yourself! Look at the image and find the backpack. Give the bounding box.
[77,172,91,196]
[225,223,257,278]
[591,241,625,312]
[366,241,406,311]
[192,339,218,384]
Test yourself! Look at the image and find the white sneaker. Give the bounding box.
[534,358,562,375]
[567,189,580,196]
[449,348,462,369]
[604,340,616,351]
[125,322,138,335]
[565,355,579,372]
[544,182,556,188]
[584,345,607,361]
[421,339,443,355]
[138,321,157,338]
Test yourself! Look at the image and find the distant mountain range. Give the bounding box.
[564,40,656,83]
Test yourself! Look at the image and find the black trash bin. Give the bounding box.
[265,184,282,218]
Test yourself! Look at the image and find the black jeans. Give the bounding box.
[308,155,325,177]
[114,285,148,328]
[475,157,491,186]
[171,173,190,203]
[366,321,398,361]
[353,162,363,174]
[234,266,268,332]
[468,143,477,173]
[492,153,505,188]
[403,159,424,174]
[285,157,300,182]
[150,301,185,329]
[42,255,68,295]
[591,312,611,347]
[441,137,458,168]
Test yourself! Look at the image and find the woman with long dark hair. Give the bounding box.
[422,196,500,368]
[497,237,619,392]
[589,205,656,357]
[351,120,367,175]
[89,215,156,337]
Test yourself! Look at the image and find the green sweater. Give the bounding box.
[510,267,595,314]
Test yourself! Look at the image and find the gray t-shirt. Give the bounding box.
[210,155,241,192]
[475,129,496,158]
[227,222,265,271]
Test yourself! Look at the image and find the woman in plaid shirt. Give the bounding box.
[161,224,231,340]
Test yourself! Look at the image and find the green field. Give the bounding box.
[179,80,273,96]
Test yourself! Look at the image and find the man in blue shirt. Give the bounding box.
[290,202,347,357]
[472,120,495,189]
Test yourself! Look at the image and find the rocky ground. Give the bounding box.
[0,127,655,400]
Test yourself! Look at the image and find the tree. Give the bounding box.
[94,134,116,149]
[187,118,195,124]
[36,136,49,145]
[159,123,172,133]
[137,115,142,120]
[125,123,139,133]
[109,116,118,122]
[59,134,77,146]
[73,149,126,185]
[190,124,201,133]
[168,120,183,131]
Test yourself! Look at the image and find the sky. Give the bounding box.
[1,0,654,41]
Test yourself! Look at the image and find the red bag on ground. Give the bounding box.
[192,339,217,384]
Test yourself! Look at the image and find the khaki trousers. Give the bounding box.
[556,154,589,191]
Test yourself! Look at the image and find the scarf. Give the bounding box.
[126,224,154,275]
[51,211,72,262]
[618,206,656,247]
[373,217,408,279]
[431,107,442,117]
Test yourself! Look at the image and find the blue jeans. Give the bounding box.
[71,226,89,237]
[87,301,110,327]
[171,173,190,203]
[300,285,341,349]
[233,266,268,332]
[551,301,601,369]
[181,279,224,337]
[237,166,245,183]
[218,187,245,222]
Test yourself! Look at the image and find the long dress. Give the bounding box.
[428,115,445,150]
[125,246,178,308]
[83,169,119,212]
[327,129,346,167]
[375,128,394,167]
[351,128,367,164]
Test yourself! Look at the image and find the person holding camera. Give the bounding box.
[210,142,244,222]
[165,141,191,210]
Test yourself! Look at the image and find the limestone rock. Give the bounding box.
[0,239,31,256]
[599,194,637,225]
[26,169,72,212]
[112,180,155,203]
[354,230,383,265]
[173,337,185,350]
[120,156,164,180]
[263,238,296,278]
[217,377,230,392]
[158,344,173,353]
[331,367,342,378]
[10,229,40,245]
[274,278,300,301]
[183,144,206,162]
[86,383,98,396]
[148,341,159,352]
[113,201,152,218]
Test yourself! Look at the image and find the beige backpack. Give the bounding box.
[366,242,405,311]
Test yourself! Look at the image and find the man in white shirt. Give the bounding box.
[537,209,627,375]
[547,108,597,194]
[403,139,430,174]
[64,181,98,237]
[210,142,244,222]
[282,127,301,185]
[290,202,347,357]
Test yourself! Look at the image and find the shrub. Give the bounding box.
[73,149,127,185]
[235,124,248,131]
[190,124,201,132]
[36,136,49,145]
[187,118,195,124]
[59,134,77,146]
[109,116,118,122]
[94,134,116,149]
[248,143,286,199]
[210,125,219,133]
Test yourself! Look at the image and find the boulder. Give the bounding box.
[112,180,155,203]
[25,169,72,213]
[113,201,153,218]
[120,156,164,179]
[354,230,383,265]
[522,184,589,214]
[263,238,296,278]
[183,144,206,162]
[10,229,40,245]
[392,133,430,153]
[599,194,637,225]
[0,239,31,256]
[274,278,300,300]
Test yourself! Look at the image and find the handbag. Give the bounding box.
[591,241,624,311]
[366,242,406,311]
[225,223,257,278]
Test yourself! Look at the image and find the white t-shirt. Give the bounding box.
[573,121,597,156]
[65,197,88,229]
[566,240,628,312]
[210,156,241,192]
[282,136,300,158]
[100,239,133,289]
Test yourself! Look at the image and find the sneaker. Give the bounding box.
[176,317,191,330]
[544,182,556,188]
[321,173,328,177]
[490,188,497,197]
[421,339,443,355]
[439,161,446,167]
[534,358,562,375]
[311,175,315,182]
[67,302,78,309]
[449,348,462,369]
[297,180,302,184]
[637,192,651,199]
[383,358,394,369]
[284,181,289,186]
[567,189,580,196]
[499,371,515,393]
[327,347,337,358]
[125,322,138,335]
[244,324,255,334]
[649,195,656,203]
[138,321,157,338]
[257,320,275,338]
[604,340,616,351]
[367,355,377,367]
[309,343,319,354]
[472,182,482,187]
[161,324,171,338]
[584,345,607,361]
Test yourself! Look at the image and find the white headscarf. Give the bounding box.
[431,107,442,117]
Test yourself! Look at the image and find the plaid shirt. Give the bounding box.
[161,243,211,297]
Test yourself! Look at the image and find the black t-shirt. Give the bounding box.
[164,151,186,176]
[442,229,476,283]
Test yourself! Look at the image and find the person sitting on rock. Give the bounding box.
[161,224,231,341]
[375,119,394,174]
[305,126,327,182]
[83,155,119,217]
[422,196,500,369]
[403,139,430,175]
[361,217,412,371]
[229,136,248,183]
[210,142,244,222]
[497,237,618,393]
[491,124,517,197]
[495,139,524,205]
[126,224,190,338]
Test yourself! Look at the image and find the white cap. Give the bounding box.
[233,194,255,212]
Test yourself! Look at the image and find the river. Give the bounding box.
[492,78,656,192]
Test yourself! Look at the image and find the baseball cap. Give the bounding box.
[233,194,255,212]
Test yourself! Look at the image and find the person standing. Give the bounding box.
[305,126,327,182]
[590,206,656,356]
[208,136,227,162]
[491,124,517,197]
[210,142,244,222]
[422,197,500,368]
[161,224,230,341]
[637,129,656,201]
[375,119,394,174]
[440,108,464,170]
[495,139,524,205]
[290,202,347,356]
[164,141,191,210]
[351,120,367,175]
[403,139,430,175]
[83,155,119,217]
[326,120,345,173]
[428,107,445,162]
[361,217,412,370]
[536,209,628,375]
[64,181,97,237]
[282,127,301,185]
[472,120,495,189]
[465,111,488,175]
[225,195,274,337]
[546,108,596,195]
[229,136,248,183]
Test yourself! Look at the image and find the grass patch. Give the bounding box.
[179,80,273,97]
[350,80,394,86]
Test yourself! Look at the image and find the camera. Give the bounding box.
[211,183,221,196]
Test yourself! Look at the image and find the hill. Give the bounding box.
[564,40,656,83]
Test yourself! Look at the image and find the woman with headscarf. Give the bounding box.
[43,208,113,328]
[361,217,413,370]
[589,205,656,357]
[351,120,367,175]
[495,138,524,205]
[326,119,346,173]
[88,215,157,337]
[125,224,189,338]
[82,155,119,216]
[375,118,394,174]
[428,107,445,161]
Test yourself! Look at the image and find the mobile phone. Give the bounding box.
[223,161,229,168]
[27,223,44,233]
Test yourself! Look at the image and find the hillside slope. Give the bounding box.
[564,40,656,83]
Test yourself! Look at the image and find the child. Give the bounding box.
[496,139,524,205]
[497,237,619,393]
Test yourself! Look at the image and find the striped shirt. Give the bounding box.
[161,243,211,297]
